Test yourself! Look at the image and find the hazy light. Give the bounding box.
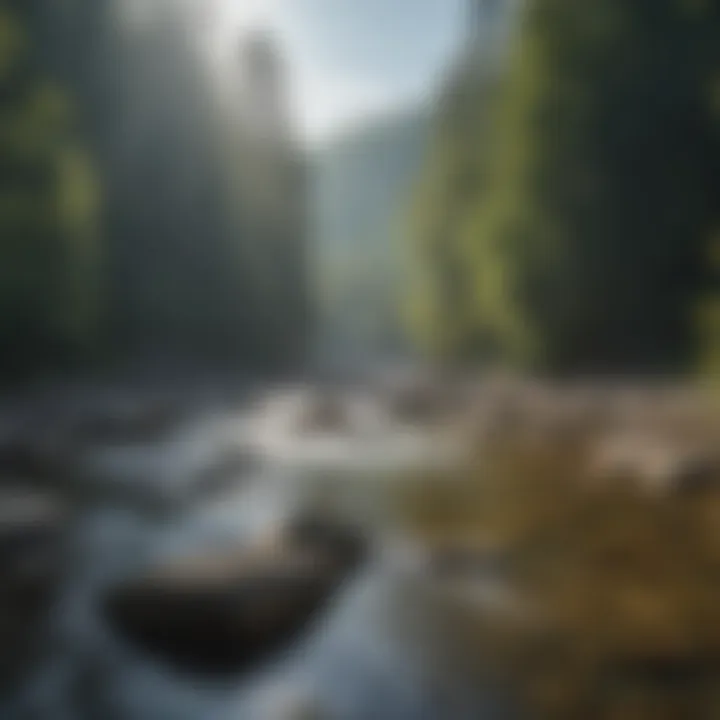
[204,0,461,145]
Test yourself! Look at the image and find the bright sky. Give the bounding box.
[208,0,466,144]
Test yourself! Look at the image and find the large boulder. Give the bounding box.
[102,518,367,676]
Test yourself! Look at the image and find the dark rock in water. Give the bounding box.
[102,518,368,676]
[0,488,69,693]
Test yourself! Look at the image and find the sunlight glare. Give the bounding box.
[213,0,279,46]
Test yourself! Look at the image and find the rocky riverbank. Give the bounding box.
[401,378,720,718]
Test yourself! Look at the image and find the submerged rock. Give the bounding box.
[102,518,367,676]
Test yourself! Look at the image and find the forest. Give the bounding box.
[2,0,718,384]
[406,0,719,376]
[0,0,308,381]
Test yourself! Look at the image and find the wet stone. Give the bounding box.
[102,517,368,677]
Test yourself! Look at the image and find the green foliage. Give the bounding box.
[477,0,718,372]
[407,0,720,374]
[404,41,502,364]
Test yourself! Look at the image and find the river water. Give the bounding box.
[2,389,517,720]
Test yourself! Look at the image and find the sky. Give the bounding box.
[209,0,467,144]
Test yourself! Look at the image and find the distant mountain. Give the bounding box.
[312,107,432,363]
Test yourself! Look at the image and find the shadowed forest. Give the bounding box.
[0,0,719,718]
[0,0,308,379]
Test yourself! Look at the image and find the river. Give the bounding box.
[1,385,517,720]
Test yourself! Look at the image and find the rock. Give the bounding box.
[650,449,720,495]
[0,488,69,692]
[102,518,367,676]
[589,434,720,496]
[295,393,349,435]
[384,379,454,426]
[254,389,350,436]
